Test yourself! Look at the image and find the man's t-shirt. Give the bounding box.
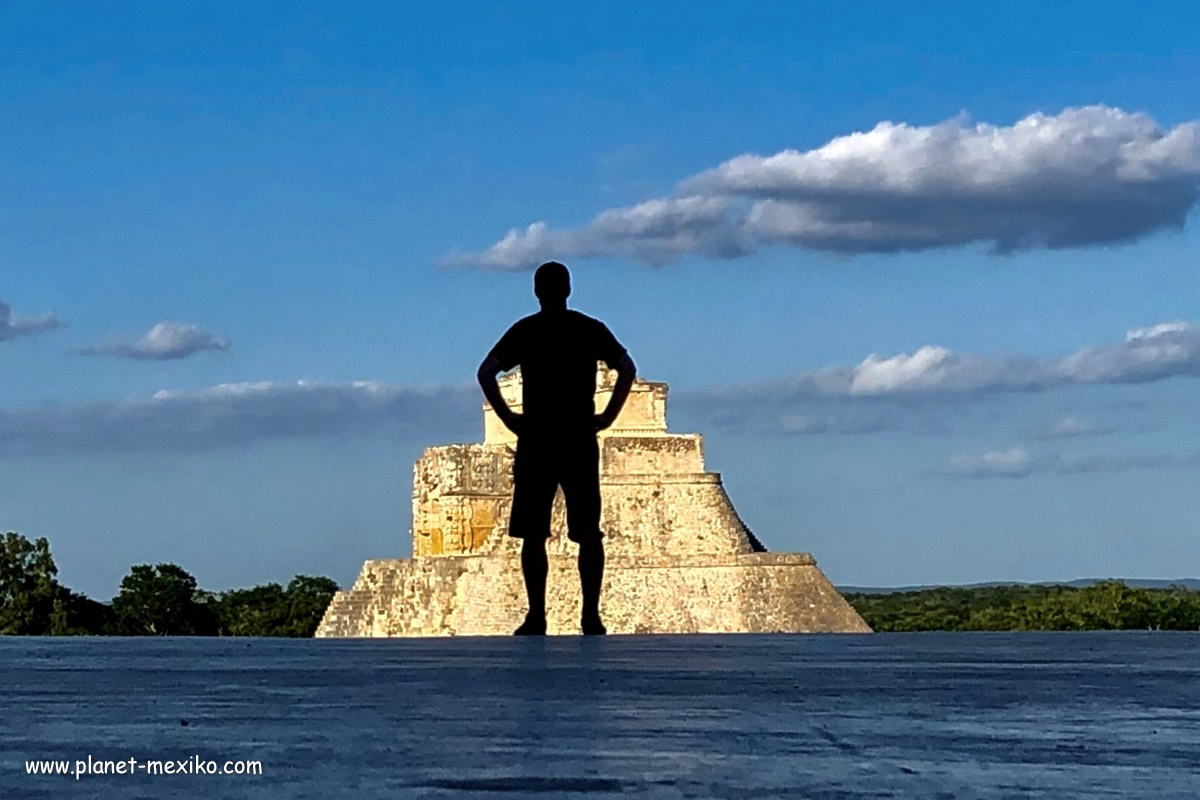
[487,309,627,434]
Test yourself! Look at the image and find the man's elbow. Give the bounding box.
[477,357,501,385]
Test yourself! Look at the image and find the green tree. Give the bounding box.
[846,581,1200,632]
[0,532,114,635]
[282,575,339,637]
[209,575,339,637]
[112,563,217,635]
[1,532,63,634]
[53,591,117,635]
[211,583,290,636]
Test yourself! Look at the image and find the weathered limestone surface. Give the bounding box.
[317,368,869,636]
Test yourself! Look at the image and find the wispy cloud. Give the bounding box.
[945,446,1200,479]
[451,106,1200,268]
[680,320,1200,435]
[777,411,902,436]
[698,320,1200,403]
[946,446,1037,478]
[7,318,1198,454]
[442,196,750,269]
[76,322,232,360]
[0,380,478,455]
[0,300,63,342]
[1024,415,1116,440]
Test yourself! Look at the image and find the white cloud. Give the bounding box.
[1055,321,1200,383]
[0,300,63,342]
[0,380,478,455]
[731,320,1200,401]
[946,446,1200,479]
[777,411,901,435]
[680,320,1200,436]
[947,447,1034,477]
[452,106,1200,268]
[77,321,232,360]
[443,196,747,270]
[8,320,1198,454]
[1025,415,1115,440]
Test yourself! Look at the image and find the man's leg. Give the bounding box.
[510,439,555,635]
[577,538,605,634]
[564,436,606,634]
[516,536,549,635]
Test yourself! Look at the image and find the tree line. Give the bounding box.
[10,529,1197,635]
[844,581,1200,632]
[1,531,338,637]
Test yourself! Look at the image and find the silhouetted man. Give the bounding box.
[477,261,636,636]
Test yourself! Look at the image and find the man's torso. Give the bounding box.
[489,309,626,435]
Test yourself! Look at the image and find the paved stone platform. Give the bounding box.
[3,633,1197,799]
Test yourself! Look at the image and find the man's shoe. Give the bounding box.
[581,614,607,636]
[514,614,547,636]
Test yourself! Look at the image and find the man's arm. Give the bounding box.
[477,355,522,435]
[595,353,637,432]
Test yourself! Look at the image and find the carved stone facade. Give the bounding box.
[316,368,870,636]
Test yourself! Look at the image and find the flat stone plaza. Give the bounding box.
[3,633,1197,799]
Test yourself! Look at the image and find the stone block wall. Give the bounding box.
[317,553,869,636]
[484,369,668,446]
[316,366,870,637]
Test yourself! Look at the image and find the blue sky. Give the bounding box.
[2,2,1199,597]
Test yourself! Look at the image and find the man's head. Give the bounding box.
[534,261,571,307]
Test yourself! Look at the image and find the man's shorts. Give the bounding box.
[508,431,602,543]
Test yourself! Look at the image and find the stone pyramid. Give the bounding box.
[316,368,870,636]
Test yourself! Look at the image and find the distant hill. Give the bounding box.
[838,578,1200,594]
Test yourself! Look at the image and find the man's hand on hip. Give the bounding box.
[501,411,524,437]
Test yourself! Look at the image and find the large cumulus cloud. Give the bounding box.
[453,106,1200,268]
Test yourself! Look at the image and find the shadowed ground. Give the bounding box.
[2,634,1197,799]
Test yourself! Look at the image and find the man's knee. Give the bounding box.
[576,536,604,555]
[522,536,548,555]
[565,506,603,545]
[569,526,603,545]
